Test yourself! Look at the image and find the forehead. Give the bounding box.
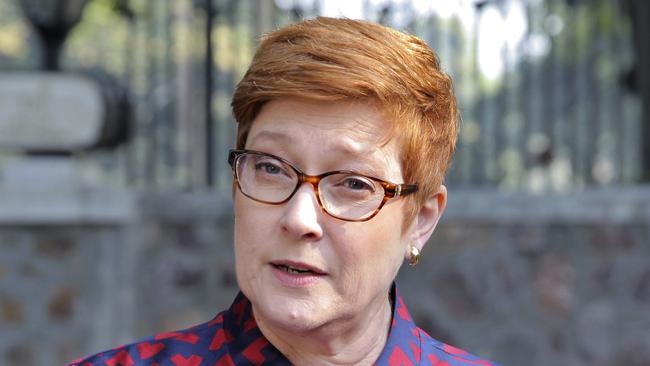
[245,98,403,178]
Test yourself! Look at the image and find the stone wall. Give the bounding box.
[400,188,650,366]
[1,187,649,366]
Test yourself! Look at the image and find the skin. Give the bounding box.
[233,98,447,366]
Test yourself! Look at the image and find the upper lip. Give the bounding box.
[270,260,327,275]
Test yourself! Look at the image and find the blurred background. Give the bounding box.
[0,0,648,365]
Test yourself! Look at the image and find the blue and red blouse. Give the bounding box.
[68,286,500,366]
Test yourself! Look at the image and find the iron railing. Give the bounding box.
[0,0,643,192]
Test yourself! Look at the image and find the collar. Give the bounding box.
[374,283,427,364]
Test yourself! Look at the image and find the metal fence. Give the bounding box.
[0,0,643,192]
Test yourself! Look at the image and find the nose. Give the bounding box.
[280,183,324,241]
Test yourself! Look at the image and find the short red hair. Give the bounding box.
[232,17,459,219]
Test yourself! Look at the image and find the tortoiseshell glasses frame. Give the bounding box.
[228,149,418,222]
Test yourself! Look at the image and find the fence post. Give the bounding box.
[638,2,650,181]
[205,0,215,186]
[628,0,650,181]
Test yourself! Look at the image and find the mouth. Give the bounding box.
[270,261,326,276]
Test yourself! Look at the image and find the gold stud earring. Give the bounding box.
[408,246,421,267]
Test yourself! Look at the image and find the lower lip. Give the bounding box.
[270,265,326,287]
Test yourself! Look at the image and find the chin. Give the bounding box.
[253,288,331,333]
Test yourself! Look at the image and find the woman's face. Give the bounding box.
[233,98,416,333]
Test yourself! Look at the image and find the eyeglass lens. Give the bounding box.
[235,152,386,220]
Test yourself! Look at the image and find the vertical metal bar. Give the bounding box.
[501,23,518,188]
[520,3,533,187]
[582,1,598,186]
[291,0,303,21]
[162,0,174,186]
[540,0,555,179]
[145,0,158,188]
[595,0,615,184]
[549,0,568,188]
[631,0,650,181]
[571,0,587,188]
[612,0,625,184]
[205,0,215,187]
[215,0,233,190]
[124,8,136,186]
[481,64,499,184]
[173,0,193,189]
[466,10,482,186]
[528,2,545,187]
[618,0,636,183]
[255,0,274,38]
[132,0,147,187]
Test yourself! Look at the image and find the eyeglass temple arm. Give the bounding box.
[386,184,418,198]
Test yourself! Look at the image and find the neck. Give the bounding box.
[253,295,393,366]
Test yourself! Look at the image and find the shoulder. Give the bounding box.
[67,313,228,366]
[415,327,502,366]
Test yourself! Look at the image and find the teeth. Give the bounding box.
[277,264,312,274]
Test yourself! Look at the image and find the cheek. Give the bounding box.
[339,220,406,283]
[233,197,267,271]
[234,211,267,297]
[374,214,409,268]
[234,194,270,239]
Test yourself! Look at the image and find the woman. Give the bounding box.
[69,17,500,366]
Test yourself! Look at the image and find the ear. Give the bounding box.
[405,185,447,258]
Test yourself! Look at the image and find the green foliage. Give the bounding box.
[65,0,130,75]
[0,1,31,66]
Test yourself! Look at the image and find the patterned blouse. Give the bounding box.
[68,285,500,366]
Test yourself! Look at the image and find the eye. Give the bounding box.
[256,162,280,173]
[340,176,375,192]
[255,161,287,176]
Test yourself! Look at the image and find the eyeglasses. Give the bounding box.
[228,149,418,222]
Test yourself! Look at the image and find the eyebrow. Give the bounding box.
[248,130,293,146]
[250,130,365,156]
[343,157,387,178]
[249,130,388,177]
